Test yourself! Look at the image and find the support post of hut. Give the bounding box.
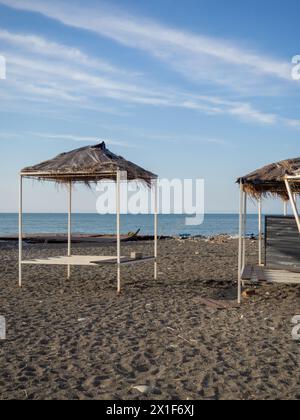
[285,178,300,233]
[258,197,263,266]
[283,200,288,216]
[116,170,121,294]
[242,191,247,286]
[67,181,72,279]
[238,181,243,303]
[154,179,158,280]
[19,174,23,288]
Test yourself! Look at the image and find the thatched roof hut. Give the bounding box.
[18,141,159,293]
[237,157,300,199]
[21,141,157,185]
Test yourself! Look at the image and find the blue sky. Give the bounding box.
[0,0,299,213]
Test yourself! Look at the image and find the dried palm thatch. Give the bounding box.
[237,157,300,200]
[21,142,157,186]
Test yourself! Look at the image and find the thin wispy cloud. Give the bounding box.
[29,132,129,147]
[0,131,131,147]
[284,118,300,130]
[0,28,139,77]
[0,0,298,129]
[0,0,293,94]
[0,132,23,140]
[137,132,229,146]
[0,129,227,148]
[0,46,280,125]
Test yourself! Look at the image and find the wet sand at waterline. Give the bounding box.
[0,238,299,400]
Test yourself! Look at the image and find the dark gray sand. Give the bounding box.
[0,238,299,400]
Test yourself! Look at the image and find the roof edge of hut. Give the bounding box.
[236,156,300,200]
[20,141,157,186]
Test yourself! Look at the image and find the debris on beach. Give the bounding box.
[132,385,152,394]
[242,289,256,299]
[207,234,232,244]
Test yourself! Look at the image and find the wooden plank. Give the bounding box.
[264,269,300,284]
[244,264,300,284]
[22,255,120,266]
[22,255,155,267]
[92,256,155,266]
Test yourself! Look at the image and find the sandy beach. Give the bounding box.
[0,237,299,400]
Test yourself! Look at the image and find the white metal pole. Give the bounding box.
[242,191,247,271]
[283,200,288,216]
[67,181,72,279]
[258,198,263,266]
[285,179,300,233]
[238,181,243,304]
[19,175,23,288]
[116,171,121,294]
[154,179,158,280]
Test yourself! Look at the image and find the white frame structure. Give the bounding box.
[237,176,300,303]
[18,171,159,293]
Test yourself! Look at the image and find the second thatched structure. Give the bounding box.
[237,156,300,303]
[237,157,300,200]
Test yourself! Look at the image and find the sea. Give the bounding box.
[0,213,262,237]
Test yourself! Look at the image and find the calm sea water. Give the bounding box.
[0,213,262,237]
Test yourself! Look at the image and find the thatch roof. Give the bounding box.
[237,157,300,199]
[21,142,157,185]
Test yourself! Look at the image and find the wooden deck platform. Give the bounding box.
[241,265,300,284]
[22,255,155,267]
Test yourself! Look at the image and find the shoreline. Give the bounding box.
[0,232,258,244]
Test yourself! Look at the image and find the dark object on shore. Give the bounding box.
[0,230,141,244]
[248,233,258,240]
[0,230,171,244]
[179,233,191,239]
[127,235,170,242]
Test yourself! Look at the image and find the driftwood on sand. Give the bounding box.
[1,230,141,244]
